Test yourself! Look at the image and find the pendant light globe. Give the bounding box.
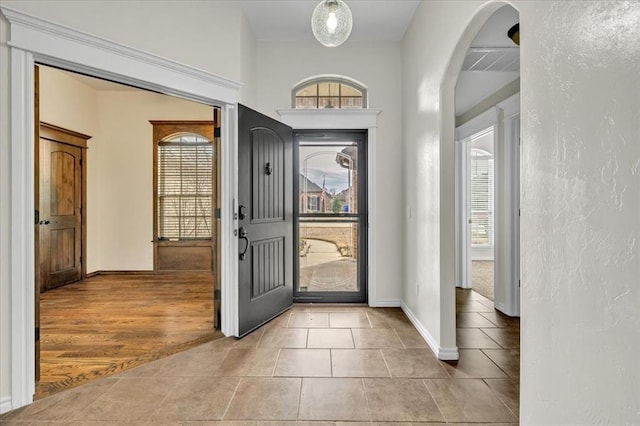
[311,0,353,47]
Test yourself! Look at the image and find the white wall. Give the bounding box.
[0,0,244,82]
[39,67,214,271]
[403,0,640,423]
[93,90,214,270]
[239,11,257,108]
[517,1,639,423]
[38,67,100,272]
[254,40,404,304]
[402,0,488,358]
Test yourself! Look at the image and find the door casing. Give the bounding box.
[293,130,368,303]
[37,123,89,291]
[2,6,241,410]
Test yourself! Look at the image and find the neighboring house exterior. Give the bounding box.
[299,173,332,213]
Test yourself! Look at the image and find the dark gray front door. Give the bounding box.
[238,104,293,336]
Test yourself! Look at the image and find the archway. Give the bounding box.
[440,0,521,417]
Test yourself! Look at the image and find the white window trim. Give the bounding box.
[277,108,381,307]
[0,6,240,412]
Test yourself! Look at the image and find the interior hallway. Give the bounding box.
[3,289,519,424]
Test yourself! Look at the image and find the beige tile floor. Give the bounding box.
[1,288,519,425]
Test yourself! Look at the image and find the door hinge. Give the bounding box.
[214,127,221,138]
[214,289,221,301]
[519,279,521,288]
[215,208,221,219]
[35,327,40,342]
[35,209,39,224]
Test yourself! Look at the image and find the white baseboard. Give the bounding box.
[401,302,459,361]
[370,299,401,308]
[1,396,12,414]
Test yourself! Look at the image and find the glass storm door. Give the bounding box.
[294,131,367,303]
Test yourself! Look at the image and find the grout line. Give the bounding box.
[271,348,282,376]
[296,377,304,420]
[479,328,505,349]
[482,378,520,421]
[378,348,392,377]
[479,348,511,378]
[422,378,447,422]
[255,326,266,348]
[364,310,374,328]
[220,376,243,420]
[330,348,334,377]
[361,377,373,422]
[392,327,406,349]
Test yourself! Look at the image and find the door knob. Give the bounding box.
[39,219,51,225]
[239,227,249,261]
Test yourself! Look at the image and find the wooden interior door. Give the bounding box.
[237,104,294,336]
[38,125,88,292]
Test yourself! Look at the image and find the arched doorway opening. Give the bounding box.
[440,0,521,418]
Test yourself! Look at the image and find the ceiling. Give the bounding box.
[240,0,420,42]
[64,1,519,119]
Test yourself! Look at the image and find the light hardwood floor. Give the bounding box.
[37,273,221,399]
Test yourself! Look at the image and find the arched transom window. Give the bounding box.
[293,77,367,109]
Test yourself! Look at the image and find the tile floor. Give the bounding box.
[1,288,519,425]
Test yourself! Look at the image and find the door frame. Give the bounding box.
[277,108,381,306]
[37,122,90,285]
[1,6,241,411]
[454,93,521,316]
[293,130,368,303]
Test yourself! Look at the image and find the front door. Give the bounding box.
[294,131,368,303]
[38,136,83,292]
[237,104,293,336]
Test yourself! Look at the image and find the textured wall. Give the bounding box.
[518,1,640,423]
[403,0,640,422]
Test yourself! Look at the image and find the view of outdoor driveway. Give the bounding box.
[298,139,362,296]
[299,224,358,292]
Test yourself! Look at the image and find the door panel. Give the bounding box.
[238,104,293,336]
[39,138,82,291]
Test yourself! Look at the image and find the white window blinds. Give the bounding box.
[158,134,212,239]
[471,149,494,246]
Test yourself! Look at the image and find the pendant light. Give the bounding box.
[311,0,353,47]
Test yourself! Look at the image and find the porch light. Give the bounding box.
[311,0,353,47]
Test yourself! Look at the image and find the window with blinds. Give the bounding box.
[470,148,494,246]
[158,133,212,240]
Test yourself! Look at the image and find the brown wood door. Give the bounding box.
[38,138,83,291]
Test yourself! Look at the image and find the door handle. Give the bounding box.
[239,226,249,261]
[39,219,51,225]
